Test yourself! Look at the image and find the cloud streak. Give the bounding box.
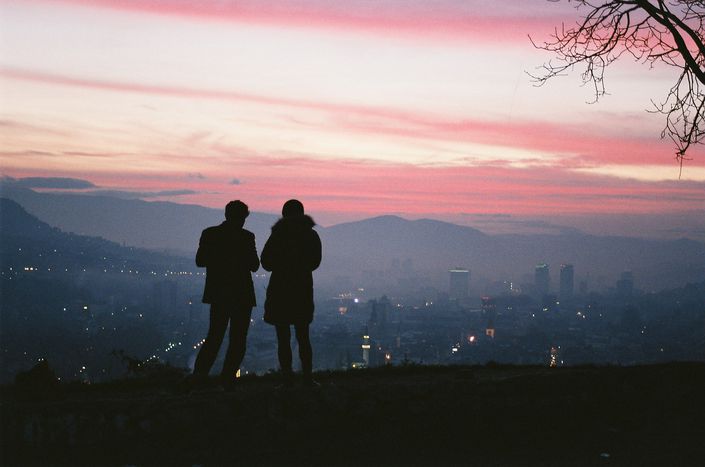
[83,189,198,199]
[163,156,705,216]
[5,154,702,225]
[4,67,698,171]
[56,0,561,44]
[3,176,97,189]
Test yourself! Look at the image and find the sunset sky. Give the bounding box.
[1,0,704,237]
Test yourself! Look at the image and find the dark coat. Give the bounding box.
[196,222,259,307]
[261,215,322,325]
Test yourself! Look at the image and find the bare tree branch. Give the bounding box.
[530,0,705,171]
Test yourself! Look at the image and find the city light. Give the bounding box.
[549,346,559,368]
[3,216,698,385]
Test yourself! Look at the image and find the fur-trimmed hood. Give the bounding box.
[271,214,316,232]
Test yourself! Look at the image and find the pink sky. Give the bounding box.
[1,0,703,237]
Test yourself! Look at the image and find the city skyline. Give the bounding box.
[1,0,704,238]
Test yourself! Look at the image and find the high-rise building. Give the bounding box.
[549,346,559,368]
[535,263,550,296]
[368,296,390,337]
[449,268,470,301]
[559,264,574,301]
[361,329,371,367]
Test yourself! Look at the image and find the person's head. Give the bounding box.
[225,200,249,225]
[282,199,304,218]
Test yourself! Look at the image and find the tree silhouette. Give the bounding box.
[531,0,705,171]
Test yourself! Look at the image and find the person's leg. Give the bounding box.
[221,306,253,380]
[193,303,229,376]
[294,324,313,379]
[275,325,293,374]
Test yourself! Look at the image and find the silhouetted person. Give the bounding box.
[193,200,259,386]
[261,199,322,386]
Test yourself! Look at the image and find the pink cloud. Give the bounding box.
[153,156,705,214]
[5,66,700,169]
[328,114,677,166]
[50,0,560,44]
[5,154,703,219]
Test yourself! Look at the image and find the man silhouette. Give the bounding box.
[261,199,322,386]
[192,200,259,386]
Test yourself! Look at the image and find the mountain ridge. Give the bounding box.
[0,197,192,272]
[2,188,704,291]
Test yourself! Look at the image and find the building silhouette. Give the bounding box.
[361,328,371,367]
[559,264,574,301]
[449,268,470,301]
[535,263,550,297]
[368,296,390,337]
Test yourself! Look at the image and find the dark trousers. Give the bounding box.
[194,303,252,380]
[275,324,313,377]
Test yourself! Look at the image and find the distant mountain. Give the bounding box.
[2,186,704,292]
[0,185,278,255]
[0,196,56,238]
[318,215,491,274]
[318,215,705,292]
[0,198,191,272]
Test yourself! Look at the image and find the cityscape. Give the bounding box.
[2,198,703,384]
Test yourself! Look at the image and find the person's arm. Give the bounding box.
[309,231,322,271]
[195,230,210,267]
[246,232,260,272]
[260,234,276,272]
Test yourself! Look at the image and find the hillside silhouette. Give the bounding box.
[1,183,277,254]
[2,185,704,290]
[2,363,704,466]
[0,198,192,273]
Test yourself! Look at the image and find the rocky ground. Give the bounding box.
[2,363,704,466]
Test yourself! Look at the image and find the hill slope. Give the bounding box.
[0,185,278,254]
[2,364,704,466]
[0,197,192,272]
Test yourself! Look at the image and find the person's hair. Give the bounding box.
[282,199,304,217]
[225,200,249,222]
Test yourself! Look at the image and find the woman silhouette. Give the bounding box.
[261,199,322,386]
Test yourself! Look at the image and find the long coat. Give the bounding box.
[196,221,259,307]
[261,215,322,325]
